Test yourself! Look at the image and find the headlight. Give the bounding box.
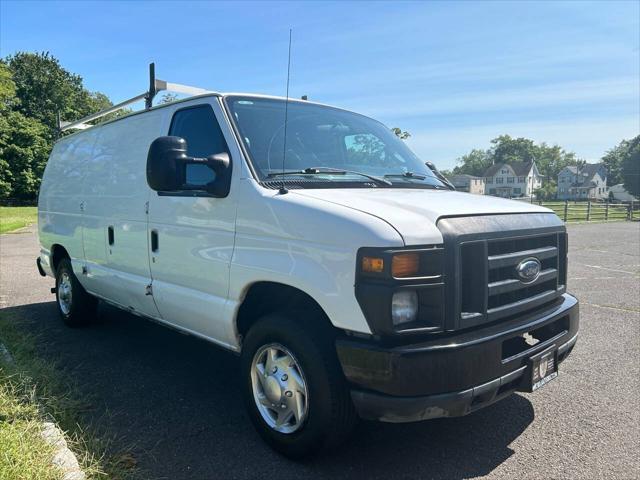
[391,290,418,327]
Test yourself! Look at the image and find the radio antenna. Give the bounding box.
[279,29,293,195]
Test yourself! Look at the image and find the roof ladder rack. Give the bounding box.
[58,63,211,132]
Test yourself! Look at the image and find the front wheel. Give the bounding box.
[55,257,97,327]
[240,313,356,458]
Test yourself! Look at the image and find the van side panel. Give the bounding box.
[38,131,96,275]
[81,110,166,317]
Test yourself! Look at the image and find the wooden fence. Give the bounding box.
[536,200,637,223]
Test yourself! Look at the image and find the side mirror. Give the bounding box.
[147,136,185,191]
[203,152,232,197]
[146,136,232,197]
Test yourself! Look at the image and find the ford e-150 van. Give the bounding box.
[37,74,578,457]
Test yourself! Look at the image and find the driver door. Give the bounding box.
[147,101,237,345]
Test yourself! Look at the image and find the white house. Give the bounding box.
[483,161,542,198]
[557,164,608,200]
[448,174,485,194]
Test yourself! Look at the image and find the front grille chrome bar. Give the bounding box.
[488,268,558,296]
[488,246,558,269]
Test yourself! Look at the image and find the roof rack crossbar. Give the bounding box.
[59,62,210,132]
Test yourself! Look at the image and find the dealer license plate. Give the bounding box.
[529,345,558,392]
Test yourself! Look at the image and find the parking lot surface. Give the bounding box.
[1,222,638,479]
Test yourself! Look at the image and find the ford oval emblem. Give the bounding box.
[516,257,541,284]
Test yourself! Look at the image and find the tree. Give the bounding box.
[490,135,537,165]
[601,141,626,186]
[0,62,50,198]
[391,127,410,140]
[452,149,493,177]
[534,182,557,201]
[619,136,640,197]
[159,93,178,104]
[5,51,116,135]
[0,61,17,108]
[453,135,581,181]
[0,52,118,200]
[603,136,639,195]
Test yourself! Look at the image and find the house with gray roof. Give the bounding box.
[557,164,608,200]
[483,161,542,198]
[448,174,485,194]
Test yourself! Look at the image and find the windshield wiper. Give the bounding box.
[384,171,451,190]
[267,167,391,186]
[384,172,427,180]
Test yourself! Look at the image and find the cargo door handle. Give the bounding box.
[107,226,114,245]
[150,230,159,252]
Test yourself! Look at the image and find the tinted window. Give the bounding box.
[169,105,228,186]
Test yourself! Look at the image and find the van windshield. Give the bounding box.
[225,96,446,189]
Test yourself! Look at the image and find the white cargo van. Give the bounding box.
[37,69,578,457]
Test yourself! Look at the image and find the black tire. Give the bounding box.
[240,312,357,459]
[55,257,98,327]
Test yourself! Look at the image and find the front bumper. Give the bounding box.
[336,293,579,423]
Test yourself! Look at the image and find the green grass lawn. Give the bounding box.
[0,312,138,480]
[0,207,38,234]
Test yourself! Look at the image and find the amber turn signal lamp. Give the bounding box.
[392,253,420,277]
[362,256,384,273]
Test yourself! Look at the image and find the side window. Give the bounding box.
[169,105,228,187]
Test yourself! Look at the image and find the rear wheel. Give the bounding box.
[240,313,356,458]
[55,257,97,327]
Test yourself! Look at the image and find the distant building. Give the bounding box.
[609,183,637,202]
[483,161,542,198]
[557,164,608,200]
[448,174,485,194]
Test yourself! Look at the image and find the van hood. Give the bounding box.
[290,188,553,245]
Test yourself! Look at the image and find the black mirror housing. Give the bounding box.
[147,136,232,197]
[204,152,232,197]
[147,136,187,191]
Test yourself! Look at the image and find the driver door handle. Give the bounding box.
[150,230,159,253]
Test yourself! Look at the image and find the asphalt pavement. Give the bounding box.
[0,222,638,479]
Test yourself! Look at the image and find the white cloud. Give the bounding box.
[342,77,639,119]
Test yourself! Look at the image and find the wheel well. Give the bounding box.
[236,282,334,338]
[50,244,69,272]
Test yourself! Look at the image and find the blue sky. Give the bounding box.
[1,0,638,170]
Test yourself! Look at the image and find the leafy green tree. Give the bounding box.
[452,149,493,177]
[5,51,116,135]
[619,135,640,197]
[490,135,537,165]
[0,62,50,199]
[391,127,410,140]
[159,93,178,104]
[0,52,121,200]
[601,142,626,186]
[603,136,639,194]
[454,135,581,182]
[534,182,558,201]
[0,61,17,108]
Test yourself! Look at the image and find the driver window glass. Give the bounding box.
[169,105,228,187]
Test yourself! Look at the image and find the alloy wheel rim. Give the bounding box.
[250,343,309,434]
[58,272,73,315]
